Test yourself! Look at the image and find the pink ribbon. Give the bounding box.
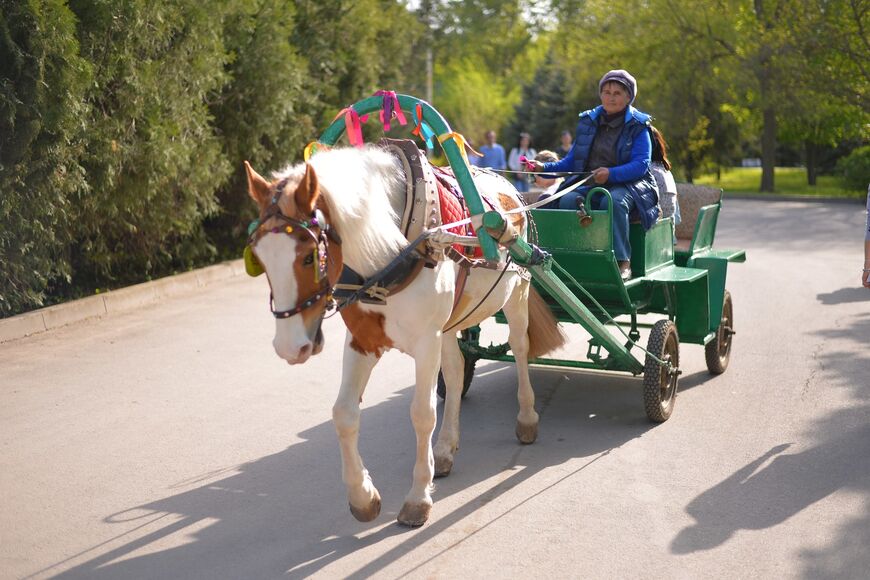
[334,107,369,147]
[373,90,407,132]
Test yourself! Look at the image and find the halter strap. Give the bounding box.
[248,179,339,320]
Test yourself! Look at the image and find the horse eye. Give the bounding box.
[303,254,315,266]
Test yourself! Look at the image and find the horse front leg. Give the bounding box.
[397,333,441,527]
[503,284,539,444]
[333,334,381,522]
[433,334,463,477]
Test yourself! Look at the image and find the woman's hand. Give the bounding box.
[525,159,544,172]
[592,167,610,184]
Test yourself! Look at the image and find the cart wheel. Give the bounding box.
[643,319,680,423]
[437,356,477,400]
[705,290,733,375]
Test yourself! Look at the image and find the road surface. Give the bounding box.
[1,198,868,579]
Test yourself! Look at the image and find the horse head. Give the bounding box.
[244,161,343,364]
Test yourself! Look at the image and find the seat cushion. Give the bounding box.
[674,184,722,240]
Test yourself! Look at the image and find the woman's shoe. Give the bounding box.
[618,260,632,280]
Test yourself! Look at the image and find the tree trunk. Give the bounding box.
[805,140,817,186]
[760,93,776,192]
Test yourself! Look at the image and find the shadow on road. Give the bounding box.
[670,313,870,580]
[48,363,654,579]
[816,287,870,305]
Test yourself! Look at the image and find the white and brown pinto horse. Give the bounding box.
[245,146,564,527]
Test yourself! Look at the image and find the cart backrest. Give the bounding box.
[675,183,722,252]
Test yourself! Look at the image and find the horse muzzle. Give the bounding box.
[273,321,325,364]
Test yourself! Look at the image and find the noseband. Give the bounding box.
[246,178,341,320]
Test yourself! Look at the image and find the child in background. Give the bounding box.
[529,150,563,204]
[650,126,680,235]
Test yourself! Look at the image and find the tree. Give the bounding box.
[67,0,230,288]
[205,0,313,256]
[0,0,90,315]
[507,49,574,153]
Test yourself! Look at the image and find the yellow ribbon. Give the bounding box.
[437,132,482,167]
[303,141,331,161]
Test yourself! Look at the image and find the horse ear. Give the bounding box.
[295,163,320,214]
[244,161,271,206]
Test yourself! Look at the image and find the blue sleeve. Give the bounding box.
[542,144,575,173]
[498,146,507,170]
[609,128,651,183]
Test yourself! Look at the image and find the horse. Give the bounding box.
[244,145,565,527]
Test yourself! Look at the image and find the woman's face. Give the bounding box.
[520,135,530,147]
[600,82,630,115]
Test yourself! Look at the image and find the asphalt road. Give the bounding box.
[2,198,868,580]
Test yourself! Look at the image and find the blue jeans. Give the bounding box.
[588,185,635,261]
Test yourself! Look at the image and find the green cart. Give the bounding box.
[318,93,746,423]
[453,191,745,422]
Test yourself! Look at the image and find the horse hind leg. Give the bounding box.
[333,339,382,522]
[503,283,540,444]
[433,334,464,477]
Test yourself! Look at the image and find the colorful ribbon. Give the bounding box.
[303,141,331,161]
[438,132,481,167]
[334,107,369,147]
[411,103,435,149]
[373,90,407,132]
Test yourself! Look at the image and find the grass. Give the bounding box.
[694,167,865,199]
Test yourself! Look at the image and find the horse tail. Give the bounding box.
[526,286,567,359]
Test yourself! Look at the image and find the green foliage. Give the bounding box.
[0,0,90,316]
[434,56,518,144]
[205,0,313,257]
[3,0,869,317]
[65,0,229,289]
[697,166,866,198]
[836,146,870,191]
[506,48,574,152]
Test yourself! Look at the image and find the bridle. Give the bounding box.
[245,178,342,320]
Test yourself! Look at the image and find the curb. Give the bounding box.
[0,259,246,344]
[725,193,865,204]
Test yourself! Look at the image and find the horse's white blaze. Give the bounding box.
[255,234,314,364]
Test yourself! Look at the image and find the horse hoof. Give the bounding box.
[515,421,538,444]
[434,454,454,478]
[349,490,381,522]
[397,502,432,527]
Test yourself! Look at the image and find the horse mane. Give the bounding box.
[275,147,409,277]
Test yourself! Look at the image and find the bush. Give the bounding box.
[836,146,870,191]
[0,0,91,316]
[65,0,230,290]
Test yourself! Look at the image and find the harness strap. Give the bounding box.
[334,232,432,309]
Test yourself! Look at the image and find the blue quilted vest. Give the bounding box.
[570,106,660,230]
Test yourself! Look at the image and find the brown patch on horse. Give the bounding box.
[341,304,394,357]
[498,192,525,230]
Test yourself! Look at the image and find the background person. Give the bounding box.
[650,126,680,233]
[529,150,563,204]
[508,132,537,193]
[478,130,506,170]
[557,130,573,158]
[528,69,660,280]
[864,184,870,288]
